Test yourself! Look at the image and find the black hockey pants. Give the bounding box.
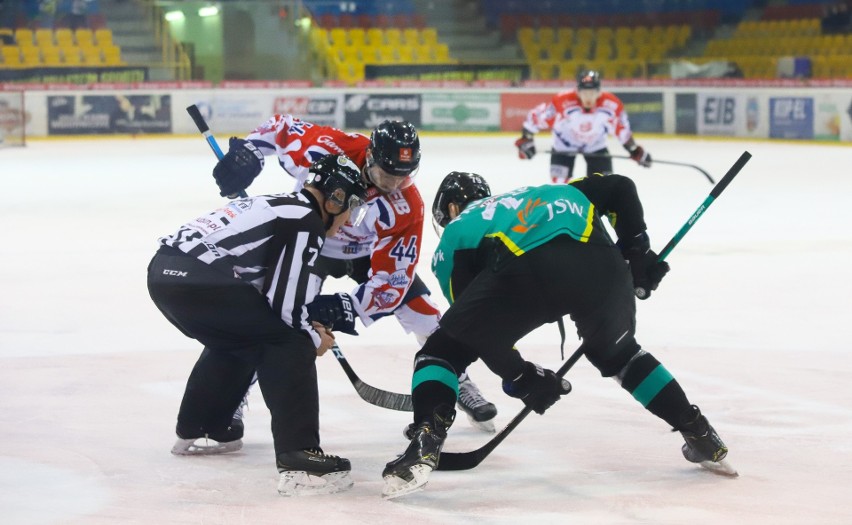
[431,235,639,381]
[147,246,320,454]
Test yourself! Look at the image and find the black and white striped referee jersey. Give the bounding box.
[159,189,326,343]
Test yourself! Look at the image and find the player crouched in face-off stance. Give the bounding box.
[381,172,734,498]
[213,117,498,432]
[147,155,368,496]
[515,69,652,183]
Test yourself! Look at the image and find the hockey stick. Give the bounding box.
[438,150,752,471]
[331,344,413,411]
[545,150,716,184]
[185,104,248,198]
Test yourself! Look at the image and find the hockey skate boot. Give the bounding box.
[677,405,737,477]
[276,448,353,496]
[383,409,455,499]
[456,373,497,433]
[171,418,245,456]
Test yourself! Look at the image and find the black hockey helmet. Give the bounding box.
[368,120,421,177]
[432,171,491,235]
[306,154,370,225]
[577,69,602,90]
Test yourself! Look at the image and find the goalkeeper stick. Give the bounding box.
[186,104,248,198]
[438,150,752,471]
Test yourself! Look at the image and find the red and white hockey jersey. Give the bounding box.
[245,114,426,326]
[522,90,634,153]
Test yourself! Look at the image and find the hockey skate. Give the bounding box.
[277,448,353,496]
[171,418,244,456]
[383,409,454,499]
[678,405,738,477]
[456,373,497,433]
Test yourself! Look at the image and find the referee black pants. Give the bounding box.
[147,246,320,454]
[427,235,639,381]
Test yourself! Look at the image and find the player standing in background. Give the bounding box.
[148,155,368,496]
[381,171,732,498]
[211,116,498,432]
[515,69,653,183]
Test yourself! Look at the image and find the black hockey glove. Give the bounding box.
[502,361,571,415]
[212,137,265,198]
[618,232,670,300]
[307,293,359,335]
[627,143,652,168]
[514,130,536,160]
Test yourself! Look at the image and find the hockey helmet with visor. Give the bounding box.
[432,171,491,237]
[306,154,370,227]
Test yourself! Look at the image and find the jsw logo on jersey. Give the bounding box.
[545,197,586,221]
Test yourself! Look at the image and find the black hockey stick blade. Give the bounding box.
[438,344,585,471]
[186,104,248,198]
[545,150,716,184]
[331,344,413,411]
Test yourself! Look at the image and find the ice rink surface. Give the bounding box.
[2,134,851,524]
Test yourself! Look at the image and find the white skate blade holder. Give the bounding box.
[171,437,243,456]
[465,412,496,433]
[382,464,432,499]
[700,458,738,477]
[278,471,353,496]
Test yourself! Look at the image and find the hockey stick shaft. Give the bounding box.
[438,150,752,471]
[331,344,413,411]
[186,104,248,198]
[657,151,751,261]
[545,150,715,184]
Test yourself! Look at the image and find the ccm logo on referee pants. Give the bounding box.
[163,269,188,277]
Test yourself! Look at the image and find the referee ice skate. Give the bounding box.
[382,172,732,498]
[147,155,368,496]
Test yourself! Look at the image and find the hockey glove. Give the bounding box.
[627,143,652,168]
[307,293,359,335]
[502,361,571,415]
[514,130,536,160]
[618,232,670,300]
[212,137,265,198]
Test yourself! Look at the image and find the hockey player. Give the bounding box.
[148,155,368,496]
[381,172,733,498]
[515,69,652,183]
[211,116,498,431]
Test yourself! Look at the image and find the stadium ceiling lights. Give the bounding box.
[164,10,185,22]
[198,4,220,17]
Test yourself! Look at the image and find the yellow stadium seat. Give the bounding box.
[102,44,124,65]
[329,28,347,49]
[81,47,104,65]
[349,28,366,48]
[421,27,438,46]
[20,46,41,66]
[75,29,95,49]
[434,43,453,63]
[14,28,33,47]
[1,46,22,67]
[94,28,113,47]
[384,29,402,47]
[62,46,82,66]
[55,28,74,47]
[366,28,384,47]
[402,28,420,46]
[538,27,555,47]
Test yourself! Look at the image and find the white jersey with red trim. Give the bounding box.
[244,114,427,326]
[522,90,634,153]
